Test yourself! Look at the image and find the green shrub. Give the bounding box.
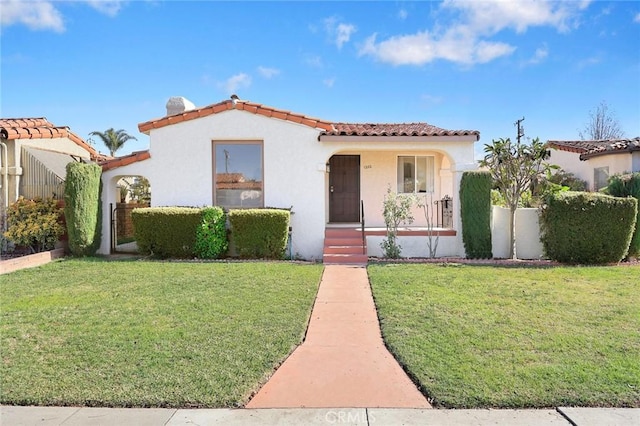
[540,191,637,264]
[194,207,228,259]
[380,187,417,258]
[228,209,290,259]
[64,162,102,256]
[132,207,202,258]
[460,171,492,259]
[548,169,587,191]
[606,172,640,258]
[3,197,65,253]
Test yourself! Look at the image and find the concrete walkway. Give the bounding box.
[247,265,430,408]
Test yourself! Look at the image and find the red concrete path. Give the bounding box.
[246,265,431,408]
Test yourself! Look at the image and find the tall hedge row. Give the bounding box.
[228,209,290,259]
[64,162,102,256]
[459,171,493,259]
[132,207,202,258]
[540,191,637,264]
[606,172,640,258]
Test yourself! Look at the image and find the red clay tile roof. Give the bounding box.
[100,150,151,171]
[324,122,480,139]
[0,117,104,161]
[138,97,480,140]
[138,99,334,133]
[548,138,640,160]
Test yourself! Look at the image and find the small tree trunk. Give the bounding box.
[509,204,517,259]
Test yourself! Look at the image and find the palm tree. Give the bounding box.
[89,128,137,157]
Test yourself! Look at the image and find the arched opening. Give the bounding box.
[111,175,151,253]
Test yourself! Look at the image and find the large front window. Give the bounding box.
[213,142,263,208]
[397,156,434,193]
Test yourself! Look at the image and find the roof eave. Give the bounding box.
[318,134,479,143]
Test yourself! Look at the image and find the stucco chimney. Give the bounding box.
[166,96,195,116]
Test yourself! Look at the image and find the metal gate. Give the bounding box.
[110,202,143,253]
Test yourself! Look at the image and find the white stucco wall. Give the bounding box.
[98,108,478,260]
[367,235,459,258]
[491,206,544,259]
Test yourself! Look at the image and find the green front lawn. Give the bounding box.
[1,259,323,408]
[369,264,640,408]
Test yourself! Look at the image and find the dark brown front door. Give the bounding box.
[329,155,360,222]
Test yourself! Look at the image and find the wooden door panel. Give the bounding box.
[329,155,360,222]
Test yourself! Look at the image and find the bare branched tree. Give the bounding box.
[579,101,624,140]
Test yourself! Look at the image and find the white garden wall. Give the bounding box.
[491,206,544,259]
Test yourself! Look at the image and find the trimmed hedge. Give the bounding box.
[228,209,290,259]
[540,191,637,264]
[64,162,102,256]
[606,173,640,258]
[132,207,202,258]
[194,206,228,259]
[460,171,493,259]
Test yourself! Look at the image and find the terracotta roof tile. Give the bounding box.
[100,150,151,171]
[0,117,102,161]
[322,122,480,139]
[138,98,335,133]
[548,138,640,160]
[138,97,476,138]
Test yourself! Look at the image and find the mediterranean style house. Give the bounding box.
[98,96,480,261]
[547,138,640,191]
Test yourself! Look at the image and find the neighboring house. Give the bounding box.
[547,138,640,191]
[98,96,480,261]
[0,118,104,220]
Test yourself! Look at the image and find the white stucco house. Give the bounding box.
[547,138,640,191]
[98,96,480,262]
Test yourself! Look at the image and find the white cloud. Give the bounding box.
[0,0,126,32]
[257,66,280,79]
[398,9,408,20]
[324,16,356,49]
[525,45,549,65]
[220,73,252,95]
[85,1,123,17]
[304,54,323,68]
[359,28,515,66]
[360,0,591,66]
[634,12,640,23]
[0,0,65,32]
[323,78,335,88]
[577,55,601,69]
[443,0,591,34]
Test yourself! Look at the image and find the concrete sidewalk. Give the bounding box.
[247,265,429,408]
[2,405,638,425]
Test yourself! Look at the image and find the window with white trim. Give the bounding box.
[213,141,263,208]
[397,156,435,193]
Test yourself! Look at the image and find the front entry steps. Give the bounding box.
[323,227,368,265]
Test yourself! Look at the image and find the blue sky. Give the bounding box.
[2,0,639,158]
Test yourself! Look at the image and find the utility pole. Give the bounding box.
[515,117,525,144]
